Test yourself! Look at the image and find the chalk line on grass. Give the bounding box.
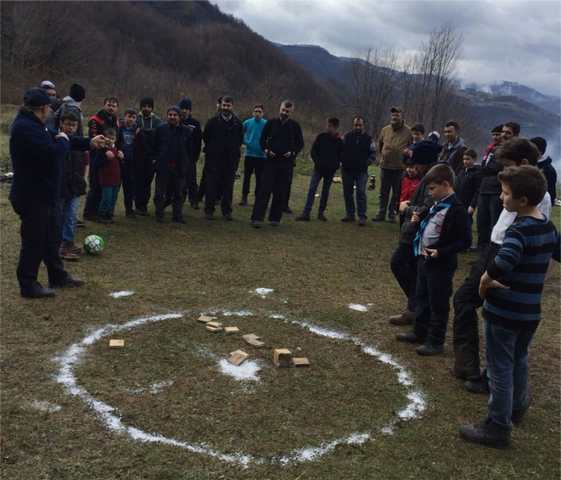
[109,290,135,298]
[29,400,62,413]
[54,308,425,468]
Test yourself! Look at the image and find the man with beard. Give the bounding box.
[251,100,304,228]
[134,97,162,215]
[374,107,412,223]
[178,97,202,209]
[202,96,244,221]
[438,120,466,175]
[153,106,193,224]
[83,97,120,221]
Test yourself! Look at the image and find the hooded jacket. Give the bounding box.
[538,156,558,204]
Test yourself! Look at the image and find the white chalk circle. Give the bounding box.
[54,310,426,468]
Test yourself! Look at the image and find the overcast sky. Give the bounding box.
[215,0,561,96]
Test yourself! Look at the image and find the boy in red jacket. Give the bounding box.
[97,128,123,223]
[398,164,421,225]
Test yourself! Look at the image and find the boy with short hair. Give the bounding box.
[456,148,482,215]
[121,109,138,217]
[396,163,471,355]
[460,166,560,448]
[97,128,123,223]
[531,136,557,205]
[296,117,343,221]
[59,111,87,260]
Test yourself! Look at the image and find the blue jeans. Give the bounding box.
[61,196,80,242]
[99,186,120,217]
[302,169,336,216]
[342,169,368,218]
[485,318,537,430]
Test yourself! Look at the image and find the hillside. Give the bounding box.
[0,1,335,119]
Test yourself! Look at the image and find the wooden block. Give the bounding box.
[109,339,125,348]
[293,357,310,367]
[206,321,223,329]
[273,348,292,368]
[224,326,240,334]
[206,325,222,332]
[228,349,249,366]
[198,314,217,323]
[243,334,265,348]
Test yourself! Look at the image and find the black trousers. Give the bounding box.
[83,164,101,218]
[121,158,135,213]
[414,256,456,346]
[476,194,502,248]
[241,156,265,199]
[13,200,68,292]
[154,170,186,219]
[452,244,500,377]
[284,164,295,210]
[134,155,155,211]
[378,168,402,217]
[251,161,292,222]
[390,242,418,313]
[186,160,199,205]
[204,161,238,216]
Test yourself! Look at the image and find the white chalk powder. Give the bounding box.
[254,288,274,298]
[109,291,135,298]
[30,400,62,413]
[218,359,261,382]
[348,303,369,312]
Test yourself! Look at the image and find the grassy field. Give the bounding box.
[1,103,560,479]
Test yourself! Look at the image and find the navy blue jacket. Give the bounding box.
[341,131,374,172]
[203,114,244,166]
[9,109,90,211]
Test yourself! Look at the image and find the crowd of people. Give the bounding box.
[8,79,560,450]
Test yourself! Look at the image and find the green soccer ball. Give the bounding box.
[84,234,105,255]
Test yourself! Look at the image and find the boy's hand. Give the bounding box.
[117,150,124,160]
[467,206,475,216]
[106,151,115,160]
[55,132,69,141]
[90,135,107,149]
[411,212,420,223]
[479,271,508,299]
[423,248,439,258]
[399,201,410,213]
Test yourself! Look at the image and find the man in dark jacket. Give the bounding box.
[439,120,466,175]
[83,97,120,220]
[531,137,557,204]
[202,96,244,221]
[340,116,374,226]
[296,117,343,221]
[10,88,106,298]
[134,97,162,215]
[153,106,193,223]
[388,139,441,326]
[179,97,202,209]
[455,148,482,212]
[251,100,304,227]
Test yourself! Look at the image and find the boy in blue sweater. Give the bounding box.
[240,104,267,206]
[460,165,560,448]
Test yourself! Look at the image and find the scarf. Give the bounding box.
[413,195,454,256]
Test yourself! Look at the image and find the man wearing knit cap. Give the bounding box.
[152,106,193,223]
[178,97,202,209]
[134,97,162,215]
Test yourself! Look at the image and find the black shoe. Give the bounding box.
[21,284,56,299]
[372,214,385,222]
[511,405,529,425]
[269,221,280,227]
[283,207,293,214]
[191,202,200,210]
[416,343,444,356]
[396,332,423,344]
[296,214,310,221]
[136,208,149,216]
[358,217,367,227]
[464,378,490,395]
[75,219,86,228]
[318,213,327,222]
[341,216,356,223]
[125,210,136,218]
[223,214,233,221]
[459,419,511,449]
[387,214,396,223]
[389,311,415,326]
[450,368,481,381]
[49,276,84,289]
[172,217,186,224]
[251,220,262,229]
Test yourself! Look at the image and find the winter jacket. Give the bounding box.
[203,113,244,165]
[378,122,412,170]
[310,132,343,172]
[455,165,482,209]
[479,146,502,195]
[153,123,193,177]
[400,174,421,203]
[260,117,304,166]
[61,148,87,199]
[243,117,267,158]
[9,108,90,210]
[439,137,466,175]
[399,173,435,245]
[538,157,558,204]
[120,125,136,162]
[98,148,121,187]
[183,116,202,162]
[135,113,162,164]
[341,131,374,172]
